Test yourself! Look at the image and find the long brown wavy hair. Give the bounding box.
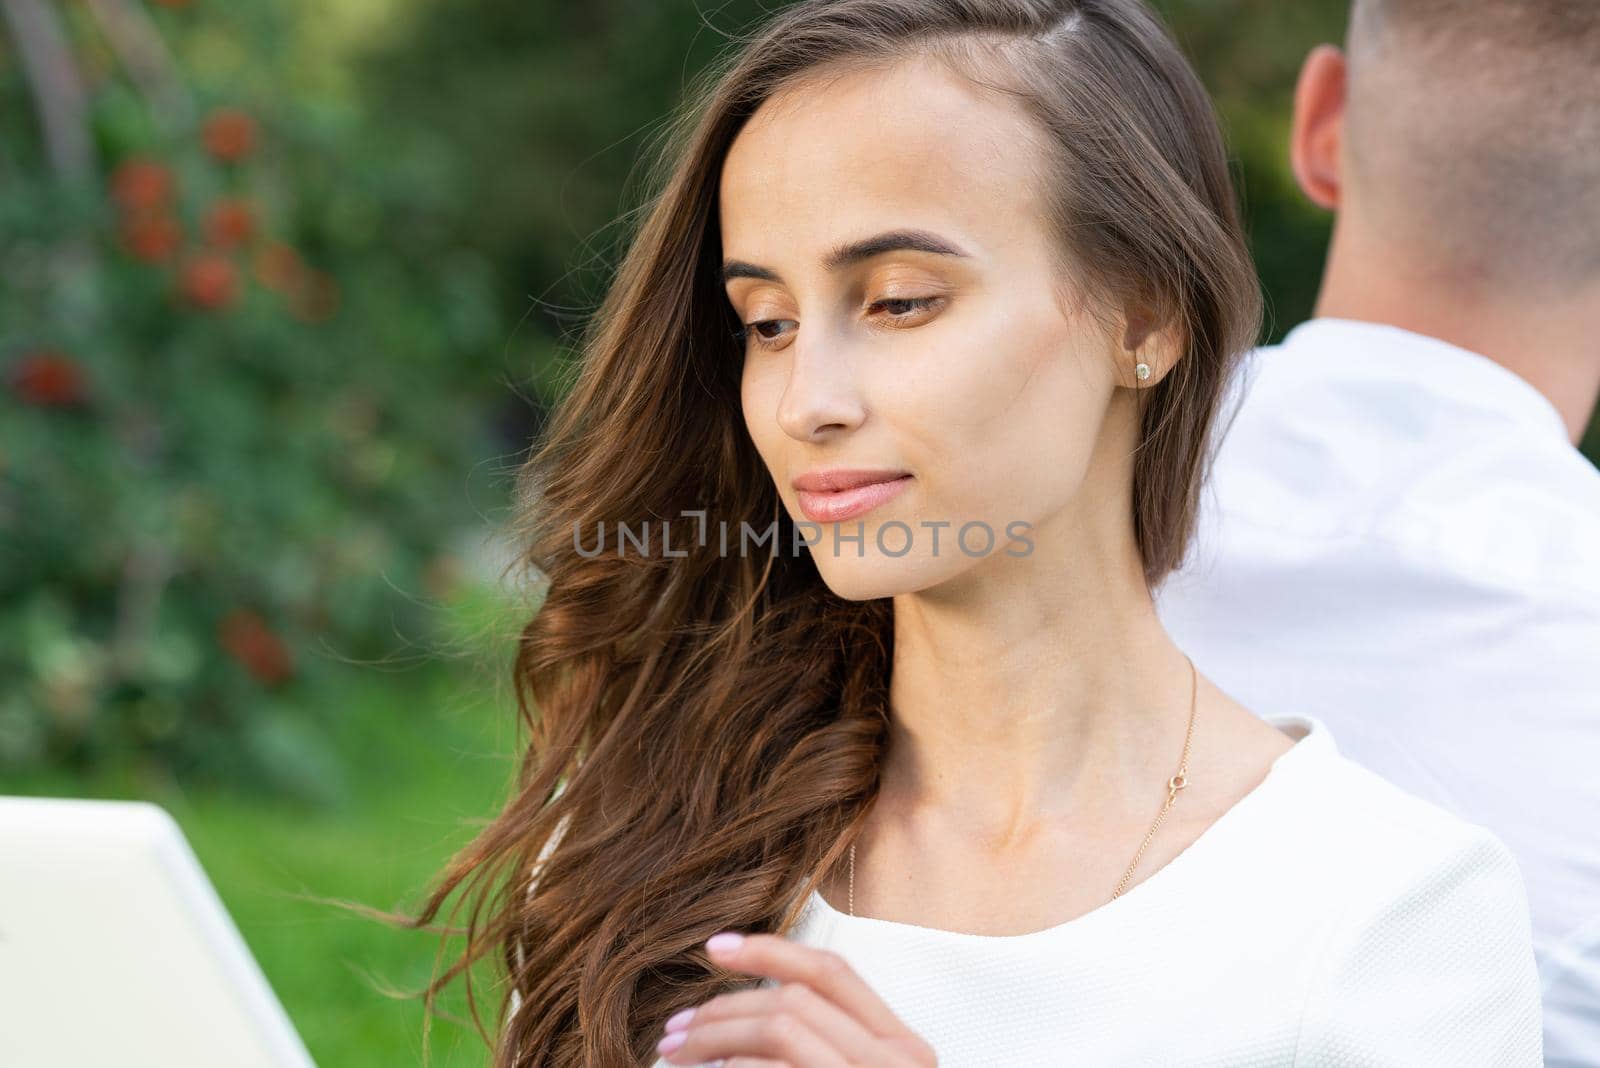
[402,1,1262,1063]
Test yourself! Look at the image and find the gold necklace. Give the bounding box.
[847,654,1197,917]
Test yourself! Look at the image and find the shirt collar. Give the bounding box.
[1275,317,1571,445]
[1260,711,1337,761]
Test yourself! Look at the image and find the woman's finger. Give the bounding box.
[657,1009,849,1067]
[665,982,884,1064]
[703,932,919,1043]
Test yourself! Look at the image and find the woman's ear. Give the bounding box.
[1120,309,1182,388]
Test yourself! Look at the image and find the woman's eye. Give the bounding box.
[868,296,942,319]
[736,296,943,351]
[736,318,796,349]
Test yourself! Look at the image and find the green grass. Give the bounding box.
[5,607,527,1066]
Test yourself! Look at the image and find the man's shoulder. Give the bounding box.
[1204,340,1600,598]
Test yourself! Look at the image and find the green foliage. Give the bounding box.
[355,0,788,337]
[9,656,519,1066]
[1152,0,1345,338]
[1,0,507,800]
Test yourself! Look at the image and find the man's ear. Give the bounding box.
[1290,44,1347,211]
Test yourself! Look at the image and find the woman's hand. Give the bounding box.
[655,930,939,1067]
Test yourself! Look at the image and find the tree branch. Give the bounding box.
[82,0,196,130]
[0,0,96,183]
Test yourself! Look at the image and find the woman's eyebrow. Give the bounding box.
[720,228,971,285]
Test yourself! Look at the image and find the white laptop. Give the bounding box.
[0,796,318,1067]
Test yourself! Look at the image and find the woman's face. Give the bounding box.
[719,54,1140,600]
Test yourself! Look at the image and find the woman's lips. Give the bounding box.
[795,475,913,523]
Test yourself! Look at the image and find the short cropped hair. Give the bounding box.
[1344,0,1600,285]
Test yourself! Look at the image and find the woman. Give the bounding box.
[407,1,1545,1064]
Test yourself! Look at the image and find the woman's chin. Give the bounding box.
[810,552,963,602]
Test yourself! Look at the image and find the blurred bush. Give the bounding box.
[0,0,509,801]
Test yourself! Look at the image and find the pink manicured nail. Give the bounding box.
[656,1030,687,1055]
[664,1006,696,1033]
[705,931,744,954]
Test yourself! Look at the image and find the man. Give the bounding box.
[1154,2,1600,1063]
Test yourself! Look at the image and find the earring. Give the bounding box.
[1135,361,1151,381]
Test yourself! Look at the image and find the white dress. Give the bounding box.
[651,712,1543,1067]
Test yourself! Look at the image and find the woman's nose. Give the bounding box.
[774,337,867,442]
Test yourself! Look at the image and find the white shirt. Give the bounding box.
[1154,317,1600,1065]
[650,713,1542,1067]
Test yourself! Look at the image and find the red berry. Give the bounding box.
[202,108,257,163]
[203,198,255,249]
[119,214,183,262]
[179,253,240,310]
[110,157,174,212]
[9,350,87,408]
[216,609,294,686]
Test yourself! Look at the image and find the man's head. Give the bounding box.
[1293,0,1600,291]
